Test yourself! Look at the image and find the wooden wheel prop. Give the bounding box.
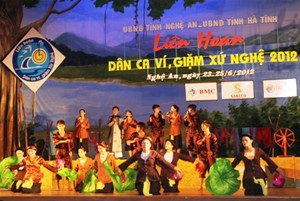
[274,128,295,156]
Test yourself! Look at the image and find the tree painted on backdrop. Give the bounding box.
[93,0,205,45]
[0,0,81,160]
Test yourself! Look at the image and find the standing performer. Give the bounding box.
[74,108,90,153]
[195,120,218,190]
[107,106,124,158]
[161,139,196,193]
[122,109,138,157]
[183,104,200,157]
[52,119,74,190]
[74,147,94,192]
[147,104,165,154]
[94,141,117,193]
[9,145,57,193]
[232,133,284,196]
[116,137,182,196]
[167,104,183,153]
[11,147,26,192]
[127,122,150,155]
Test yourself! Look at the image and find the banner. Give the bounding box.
[263,78,297,98]
[221,81,254,100]
[185,83,218,101]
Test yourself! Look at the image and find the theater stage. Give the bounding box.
[1,188,300,201]
[1,157,300,201]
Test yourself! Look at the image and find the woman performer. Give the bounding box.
[232,133,284,196]
[116,137,182,196]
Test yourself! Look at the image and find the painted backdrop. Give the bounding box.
[20,0,300,155]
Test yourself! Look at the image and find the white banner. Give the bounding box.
[2,28,65,92]
[185,82,218,101]
[221,81,254,99]
[263,78,297,98]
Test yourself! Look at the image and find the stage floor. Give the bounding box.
[1,188,300,201]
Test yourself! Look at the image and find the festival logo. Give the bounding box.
[3,28,65,92]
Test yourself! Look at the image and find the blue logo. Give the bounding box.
[12,37,55,82]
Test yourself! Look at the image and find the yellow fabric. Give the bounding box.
[96,181,105,190]
[16,180,23,190]
[22,178,33,189]
[253,177,267,195]
[143,177,152,196]
[168,178,176,186]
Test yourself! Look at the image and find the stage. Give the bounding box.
[1,188,300,201]
[2,157,300,201]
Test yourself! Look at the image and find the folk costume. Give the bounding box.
[147,113,165,151]
[118,150,176,195]
[107,115,124,158]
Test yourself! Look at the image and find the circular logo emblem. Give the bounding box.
[12,37,55,82]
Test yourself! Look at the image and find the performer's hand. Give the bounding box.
[149,117,152,122]
[69,152,73,157]
[207,151,213,157]
[174,167,183,176]
[114,167,122,175]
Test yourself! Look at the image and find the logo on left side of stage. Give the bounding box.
[12,37,55,82]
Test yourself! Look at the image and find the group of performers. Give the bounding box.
[3,104,285,196]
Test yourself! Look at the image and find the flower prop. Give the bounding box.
[0,156,20,188]
[82,168,98,193]
[169,169,183,182]
[273,172,285,188]
[205,158,241,195]
[195,160,206,174]
[104,160,137,193]
[55,159,65,169]
[57,168,78,181]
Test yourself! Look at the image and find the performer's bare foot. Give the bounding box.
[56,180,60,191]
[68,182,75,191]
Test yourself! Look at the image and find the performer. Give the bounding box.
[74,108,91,153]
[232,133,284,196]
[126,122,150,155]
[161,139,196,193]
[52,119,74,190]
[195,120,218,189]
[183,104,200,157]
[74,147,94,192]
[9,145,57,193]
[94,141,117,193]
[147,104,165,154]
[11,147,26,192]
[107,106,124,158]
[167,104,183,153]
[122,109,137,157]
[116,137,182,196]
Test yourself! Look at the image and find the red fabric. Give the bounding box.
[255,127,272,148]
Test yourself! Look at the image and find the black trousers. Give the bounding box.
[11,180,22,192]
[21,183,42,194]
[243,178,264,196]
[136,180,161,195]
[95,182,114,193]
[161,177,179,193]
